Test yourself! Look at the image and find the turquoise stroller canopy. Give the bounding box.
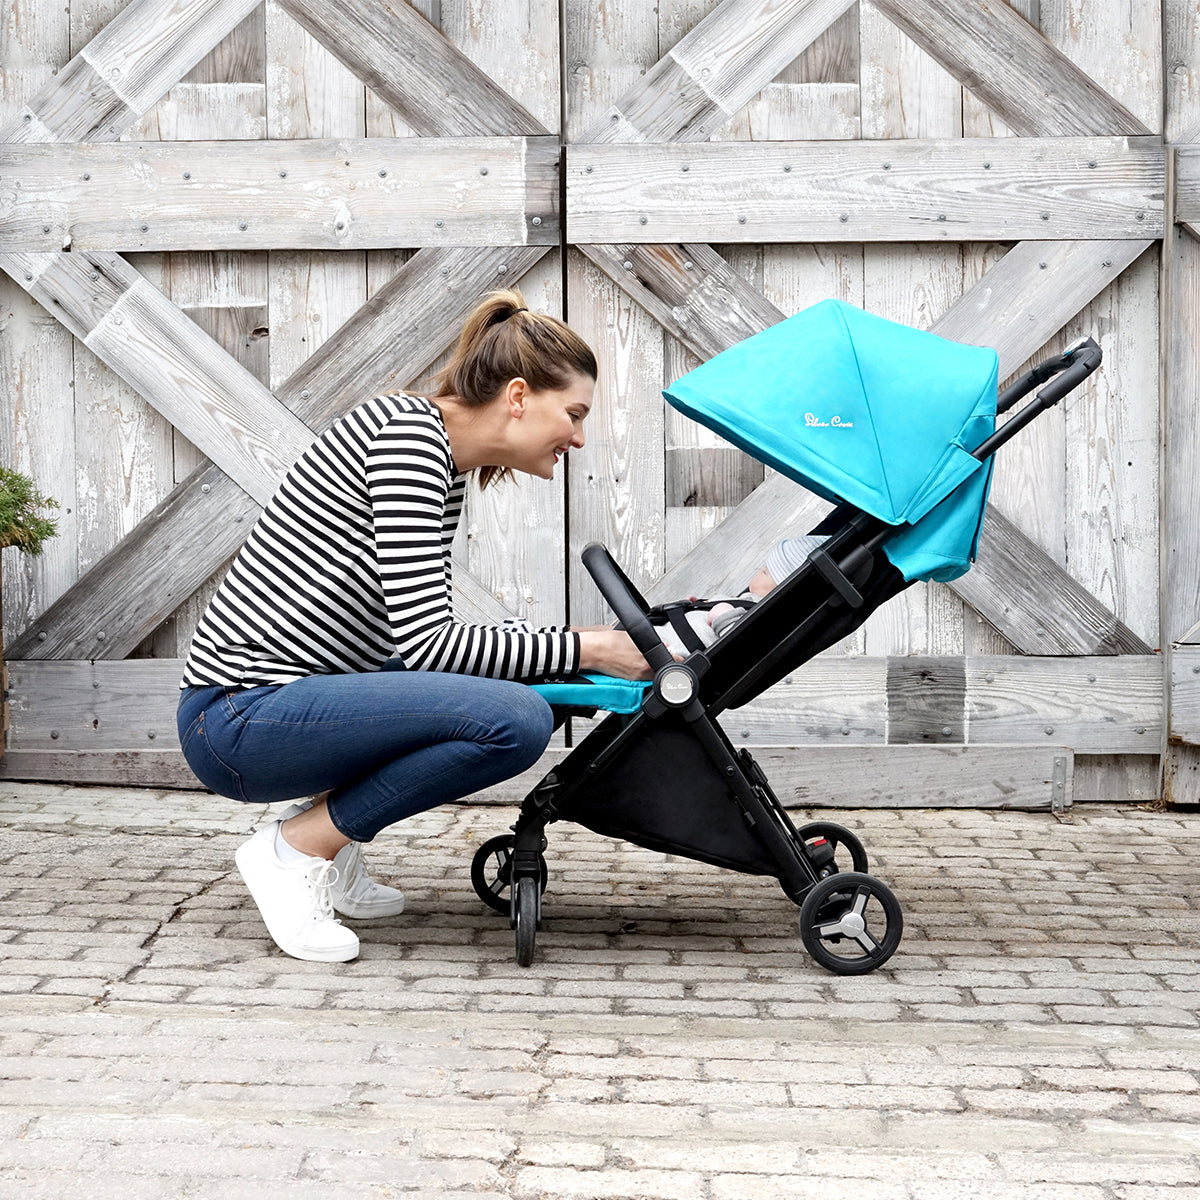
[663,299,999,583]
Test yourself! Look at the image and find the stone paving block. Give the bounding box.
[513,1166,705,1199]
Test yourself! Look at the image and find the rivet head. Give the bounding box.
[1135,727,1146,734]
[1041,212,1050,221]
[435,219,444,228]
[983,162,991,169]
[1087,673,1096,682]
[841,727,850,736]
[623,260,633,270]
[1039,262,1047,269]
[1088,160,1097,168]
[840,214,849,223]
[783,165,792,172]
[531,216,542,226]
[279,170,287,177]
[201,483,211,494]
[50,730,59,740]
[147,730,157,740]
[585,165,593,173]
[440,266,450,276]
[239,222,247,231]
[1045,726,1054,735]
[1135,211,1145,221]
[336,222,345,230]
[96,631,106,641]
[24,273,32,281]
[1102,259,1112,268]
[92,681,100,689]
[639,216,648,225]
[88,271,99,280]
[378,169,388,177]
[737,215,746,224]
[1193,666,1200,675]
[497,264,508,275]
[480,167,489,175]
[37,632,48,641]
[882,163,891,170]
[683,261,694,270]
[82,173,90,181]
[300,389,311,399]
[941,726,952,736]
[985,672,995,683]
[1036,627,1046,636]
[140,224,148,232]
[937,214,946,222]
[183,172,191,180]
[681,164,689,172]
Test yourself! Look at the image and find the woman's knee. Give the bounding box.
[489,684,554,767]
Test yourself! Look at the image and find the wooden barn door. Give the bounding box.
[2,0,1196,809]
[561,0,1170,810]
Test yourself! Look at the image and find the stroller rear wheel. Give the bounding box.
[471,834,547,915]
[797,821,869,877]
[513,875,539,967]
[798,871,902,975]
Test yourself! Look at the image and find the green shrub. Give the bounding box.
[0,467,59,556]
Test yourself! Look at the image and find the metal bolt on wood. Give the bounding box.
[985,672,995,682]
[201,484,211,493]
[183,172,191,179]
[279,170,287,177]
[497,264,508,274]
[148,731,156,739]
[81,173,90,181]
[435,219,444,227]
[738,215,746,224]
[300,390,310,399]
[96,632,106,641]
[50,730,59,739]
[1045,726,1054,735]
[531,217,542,226]
[480,167,488,175]
[88,271,98,280]
[239,223,247,231]
[683,261,694,270]
[640,216,648,224]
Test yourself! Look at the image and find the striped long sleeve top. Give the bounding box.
[180,394,580,689]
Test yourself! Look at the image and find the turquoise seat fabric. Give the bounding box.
[528,673,651,714]
[663,299,999,583]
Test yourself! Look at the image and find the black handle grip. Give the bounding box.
[1037,337,1102,406]
[581,542,674,673]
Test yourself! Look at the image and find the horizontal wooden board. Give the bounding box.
[1177,146,1200,238]
[568,138,1164,242]
[1170,646,1200,745]
[5,656,1161,756]
[431,743,1073,811]
[1,138,560,250]
[0,742,1073,810]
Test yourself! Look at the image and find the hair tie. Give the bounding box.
[502,307,528,321]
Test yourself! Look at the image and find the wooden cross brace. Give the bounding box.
[1,0,1164,663]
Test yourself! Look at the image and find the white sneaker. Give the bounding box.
[279,802,405,920]
[234,822,360,962]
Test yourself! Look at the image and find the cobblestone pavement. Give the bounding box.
[1,781,1199,1199]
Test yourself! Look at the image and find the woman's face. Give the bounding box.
[509,372,594,480]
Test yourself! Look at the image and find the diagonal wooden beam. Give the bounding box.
[5,0,260,144]
[1178,147,1200,241]
[10,249,314,506]
[277,0,549,137]
[579,0,856,144]
[579,238,1153,655]
[9,246,550,661]
[867,0,1149,138]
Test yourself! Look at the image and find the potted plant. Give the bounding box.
[0,467,60,760]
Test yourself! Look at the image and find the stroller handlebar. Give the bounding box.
[582,542,676,674]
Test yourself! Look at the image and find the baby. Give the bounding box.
[658,534,828,655]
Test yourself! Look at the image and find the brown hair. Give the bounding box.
[430,288,598,489]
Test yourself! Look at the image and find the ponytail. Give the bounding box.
[431,289,598,489]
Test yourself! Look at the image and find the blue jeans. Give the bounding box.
[176,666,554,842]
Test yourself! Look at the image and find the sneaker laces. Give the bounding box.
[304,859,343,923]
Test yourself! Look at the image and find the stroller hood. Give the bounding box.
[663,299,999,582]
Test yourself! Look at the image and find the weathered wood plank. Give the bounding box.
[758,745,1072,810]
[580,239,1152,654]
[954,507,1152,655]
[5,0,260,143]
[579,0,856,143]
[1178,147,1200,239]
[567,138,1165,243]
[8,246,549,660]
[12,250,314,507]
[277,0,547,137]
[964,656,1160,753]
[1165,0,1200,143]
[868,0,1149,137]
[0,750,200,789]
[1170,647,1200,745]
[0,137,560,250]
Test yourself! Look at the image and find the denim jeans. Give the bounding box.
[176,665,554,842]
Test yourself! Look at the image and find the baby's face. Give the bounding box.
[748,566,777,596]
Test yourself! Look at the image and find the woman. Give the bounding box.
[176,290,649,963]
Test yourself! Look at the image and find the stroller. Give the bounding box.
[469,299,1102,974]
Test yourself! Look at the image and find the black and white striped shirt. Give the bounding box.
[180,394,580,689]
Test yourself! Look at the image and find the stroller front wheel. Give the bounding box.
[471,834,547,915]
[798,871,902,975]
[513,875,540,967]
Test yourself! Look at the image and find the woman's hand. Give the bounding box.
[577,629,658,680]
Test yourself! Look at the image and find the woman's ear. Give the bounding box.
[505,377,527,417]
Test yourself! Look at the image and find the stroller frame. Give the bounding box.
[471,337,1103,974]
